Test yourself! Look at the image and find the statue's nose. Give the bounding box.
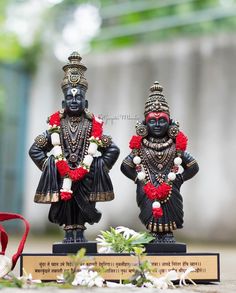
[72,95,77,102]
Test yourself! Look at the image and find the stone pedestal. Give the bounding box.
[52,241,97,254]
[144,242,186,253]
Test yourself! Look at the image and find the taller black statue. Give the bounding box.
[121,81,199,243]
[29,52,120,243]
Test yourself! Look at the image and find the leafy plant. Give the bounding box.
[63,247,87,284]
[96,226,154,253]
[126,247,153,287]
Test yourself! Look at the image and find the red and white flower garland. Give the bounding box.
[129,131,188,219]
[48,111,103,201]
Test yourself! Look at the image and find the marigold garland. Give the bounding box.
[129,135,143,149]
[152,207,163,218]
[49,111,61,127]
[176,131,188,151]
[129,130,188,219]
[91,116,104,138]
[48,111,103,201]
[60,191,73,201]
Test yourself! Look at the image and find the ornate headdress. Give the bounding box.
[61,51,88,90]
[136,81,179,138]
[144,81,170,117]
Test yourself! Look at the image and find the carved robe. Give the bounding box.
[121,137,198,233]
[29,114,120,229]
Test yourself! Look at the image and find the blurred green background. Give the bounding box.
[0,0,236,71]
[0,0,236,240]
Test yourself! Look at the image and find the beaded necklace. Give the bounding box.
[129,131,188,219]
[48,110,103,201]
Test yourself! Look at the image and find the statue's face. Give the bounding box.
[146,117,169,138]
[63,86,87,116]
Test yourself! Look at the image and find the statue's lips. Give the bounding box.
[153,127,161,132]
[70,105,79,110]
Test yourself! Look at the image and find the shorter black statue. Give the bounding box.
[121,81,199,244]
[29,52,120,243]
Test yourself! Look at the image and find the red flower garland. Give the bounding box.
[48,111,103,201]
[152,207,163,218]
[143,182,157,200]
[55,160,90,181]
[56,160,70,177]
[129,135,142,149]
[156,182,172,200]
[91,116,103,138]
[144,182,171,202]
[176,131,188,151]
[129,128,188,220]
[49,111,60,127]
[68,167,89,181]
[60,191,72,201]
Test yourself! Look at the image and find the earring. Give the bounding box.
[84,108,93,120]
[136,121,148,137]
[168,124,179,139]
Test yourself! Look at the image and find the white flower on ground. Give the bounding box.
[72,265,104,287]
[142,282,154,288]
[18,269,42,284]
[179,266,197,286]
[145,270,178,289]
[106,281,135,288]
[56,274,65,284]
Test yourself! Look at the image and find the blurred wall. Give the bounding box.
[24,33,236,242]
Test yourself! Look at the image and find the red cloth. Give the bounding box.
[0,213,30,269]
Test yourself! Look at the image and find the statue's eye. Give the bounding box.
[159,118,166,123]
[148,119,156,124]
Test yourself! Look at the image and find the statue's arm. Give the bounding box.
[99,135,120,170]
[29,131,54,171]
[120,154,137,182]
[180,151,199,182]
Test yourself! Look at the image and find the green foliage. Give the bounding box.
[0,0,42,73]
[63,247,87,284]
[0,248,88,288]
[20,40,42,73]
[0,1,22,62]
[0,276,74,289]
[125,247,153,287]
[98,227,154,253]
[0,0,235,70]
[0,276,23,288]
[92,0,236,51]
[10,274,24,288]
[0,33,23,62]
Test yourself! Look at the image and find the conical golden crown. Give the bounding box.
[61,52,88,90]
[144,81,170,116]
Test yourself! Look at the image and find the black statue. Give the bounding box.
[29,52,120,243]
[121,81,199,243]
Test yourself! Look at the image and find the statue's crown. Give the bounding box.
[144,81,170,116]
[61,51,88,90]
[149,81,163,96]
